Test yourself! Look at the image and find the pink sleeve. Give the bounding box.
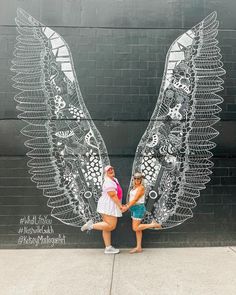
[103,180,117,193]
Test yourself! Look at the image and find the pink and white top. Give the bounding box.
[97,177,123,217]
[113,178,123,201]
[102,177,123,200]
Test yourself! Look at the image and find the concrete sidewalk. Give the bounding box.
[0,247,236,295]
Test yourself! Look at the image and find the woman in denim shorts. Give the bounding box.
[122,172,162,254]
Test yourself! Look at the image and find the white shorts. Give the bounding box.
[97,195,122,217]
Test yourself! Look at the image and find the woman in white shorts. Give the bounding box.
[81,165,123,254]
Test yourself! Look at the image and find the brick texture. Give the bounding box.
[0,0,235,248]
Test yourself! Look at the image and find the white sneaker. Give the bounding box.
[104,246,120,254]
[81,220,93,232]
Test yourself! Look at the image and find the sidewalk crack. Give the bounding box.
[229,247,236,254]
[109,255,116,295]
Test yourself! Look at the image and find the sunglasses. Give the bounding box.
[134,177,142,180]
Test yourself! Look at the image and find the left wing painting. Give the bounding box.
[12,8,110,226]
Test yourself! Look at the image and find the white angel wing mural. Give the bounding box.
[128,12,225,229]
[12,8,110,226]
[12,9,224,230]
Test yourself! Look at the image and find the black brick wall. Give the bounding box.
[0,0,235,248]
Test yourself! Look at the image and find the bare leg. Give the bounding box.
[136,231,142,249]
[91,222,112,247]
[102,230,111,247]
[137,222,161,231]
[130,220,143,254]
[92,214,117,231]
[130,219,161,254]
[92,221,113,231]
[93,214,117,248]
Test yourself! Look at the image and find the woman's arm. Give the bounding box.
[107,191,122,210]
[125,186,145,209]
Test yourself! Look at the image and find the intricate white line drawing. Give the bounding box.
[128,12,225,229]
[12,9,224,230]
[12,8,110,227]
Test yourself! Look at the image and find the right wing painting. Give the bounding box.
[128,12,225,229]
[12,8,110,226]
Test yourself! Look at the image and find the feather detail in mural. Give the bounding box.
[128,11,225,229]
[12,9,225,230]
[12,8,110,227]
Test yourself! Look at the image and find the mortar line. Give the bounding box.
[0,24,235,31]
[109,254,116,295]
[229,246,236,254]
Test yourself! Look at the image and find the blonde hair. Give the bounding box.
[132,172,145,188]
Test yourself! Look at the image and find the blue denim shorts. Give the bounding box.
[129,204,146,220]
